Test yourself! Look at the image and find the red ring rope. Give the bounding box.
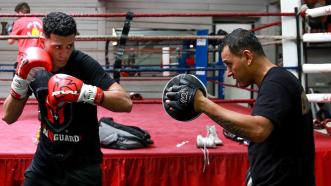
[0,12,295,18]
[251,21,281,32]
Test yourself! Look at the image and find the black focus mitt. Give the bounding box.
[162,74,207,121]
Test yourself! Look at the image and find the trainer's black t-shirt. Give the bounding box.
[249,67,315,186]
[29,50,114,169]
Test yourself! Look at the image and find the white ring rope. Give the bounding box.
[0,35,296,41]
[261,40,284,46]
[302,64,331,73]
[306,94,331,103]
[302,33,331,42]
[302,5,331,104]
[305,5,331,18]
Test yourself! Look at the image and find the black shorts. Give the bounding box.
[23,159,102,186]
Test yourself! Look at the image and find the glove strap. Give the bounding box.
[10,74,28,99]
[78,84,104,105]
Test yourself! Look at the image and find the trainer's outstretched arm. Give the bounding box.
[194,90,273,143]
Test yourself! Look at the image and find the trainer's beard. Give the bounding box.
[237,81,251,88]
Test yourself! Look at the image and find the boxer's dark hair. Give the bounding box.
[221,28,265,57]
[43,12,78,38]
[15,2,30,13]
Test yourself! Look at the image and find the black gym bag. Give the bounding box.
[99,117,154,149]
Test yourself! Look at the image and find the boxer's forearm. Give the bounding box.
[2,95,27,124]
[101,83,132,112]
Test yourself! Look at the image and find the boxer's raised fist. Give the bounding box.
[47,74,104,107]
[10,47,52,99]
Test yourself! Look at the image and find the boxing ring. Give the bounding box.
[1,2,331,186]
[0,100,331,186]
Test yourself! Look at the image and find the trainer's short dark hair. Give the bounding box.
[221,28,265,57]
[43,12,78,38]
[15,2,30,13]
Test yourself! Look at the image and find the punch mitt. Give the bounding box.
[162,74,207,121]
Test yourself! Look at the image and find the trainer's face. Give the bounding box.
[44,33,75,72]
[221,46,251,88]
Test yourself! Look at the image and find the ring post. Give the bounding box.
[162,47,170,76]
[217,53,225,99]
[195,29,208,86]
[280,0,303,80]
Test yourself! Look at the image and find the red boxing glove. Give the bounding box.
[47,74,104,107]
[16,47,53,79]
[11,47,53,99]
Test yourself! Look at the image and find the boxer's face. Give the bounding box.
[44,33,75,72]
[221,46,251,88]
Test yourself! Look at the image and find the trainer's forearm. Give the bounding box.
[200,98,251,139]
[2,95,27,124]
[196,95,272,142]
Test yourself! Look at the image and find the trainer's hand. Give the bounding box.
[162,74,207,121]
[10,47,52,99]
[165,84,197,112]
[47,74,104,107]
